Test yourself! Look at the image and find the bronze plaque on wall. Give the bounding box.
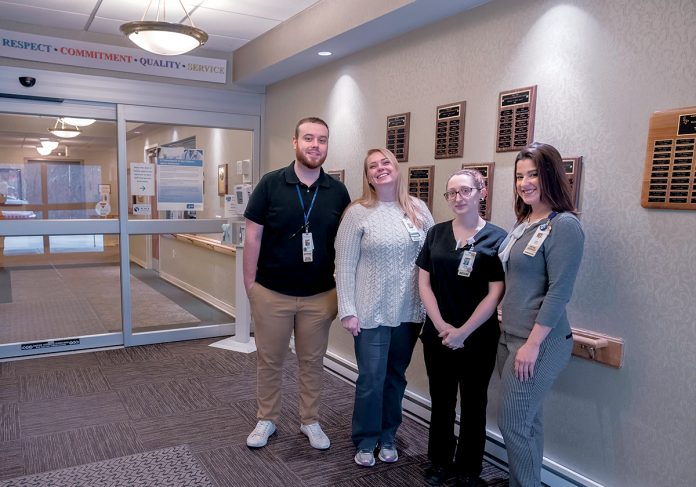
[386,113,410,162]
[641,107,696,210]
[408,165,434,211]
[435,101,465,159]
[461,162,495,221]
[496,86,537,152]
[327,169,345,183]
[561,156,583,210]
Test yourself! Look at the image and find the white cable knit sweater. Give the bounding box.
[335,198,434,329]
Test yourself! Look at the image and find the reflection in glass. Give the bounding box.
[0,113,118,221]
[128,233,234,333]
[0,234,121,343]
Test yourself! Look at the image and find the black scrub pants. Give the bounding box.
[422,326,499,478]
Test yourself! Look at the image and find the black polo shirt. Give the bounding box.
[245,161,351,297]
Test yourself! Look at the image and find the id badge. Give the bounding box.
[302,232,314,262]
[302,232,314,251]
[402,217,422,242]
[523,227,550,257]
[458,250,476,277]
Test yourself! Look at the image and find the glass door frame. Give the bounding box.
[118,104,260,347]
[0,99,261,357]
[0,98,123,358]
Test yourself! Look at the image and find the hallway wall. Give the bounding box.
[262,0,696,485]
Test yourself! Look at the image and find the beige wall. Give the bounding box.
[263,0,696,485]
[159,236,235,312]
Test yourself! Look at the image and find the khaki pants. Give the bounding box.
[248,283,337,424]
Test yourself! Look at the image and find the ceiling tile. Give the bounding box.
[0,3,90,30]
[95,0,173,22]
[189,8,279,38]
[183,0,319,21]
[0,0,98,15]
[88,16,131,37]
[201,34,248,53]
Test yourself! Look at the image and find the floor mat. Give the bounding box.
[0,445,213,487]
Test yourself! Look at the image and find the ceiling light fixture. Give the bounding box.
[120,0,208,56]
[40,139,59,151]
[48,119,81,138]
[317,51,333,56]
[61,117,96,127]
[36,138,59,156]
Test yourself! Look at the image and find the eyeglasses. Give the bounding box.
[443,186,477,200]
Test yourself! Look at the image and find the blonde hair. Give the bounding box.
[351,148,427,229]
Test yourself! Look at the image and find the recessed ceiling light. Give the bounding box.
[317,51,332,56]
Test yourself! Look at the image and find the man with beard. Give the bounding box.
[243,117,351,450]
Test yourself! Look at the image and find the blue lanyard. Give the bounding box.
[295,184,319,232]
[539,211,558,231]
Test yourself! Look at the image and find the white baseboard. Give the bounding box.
[322,351,603,487]
[158,271,236,318]
[130,255,147,268]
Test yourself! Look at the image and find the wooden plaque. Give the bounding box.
[435,101,465,159]
[496,86,537,152]
[386,113,410,162]
[462,162,495,221]
[562,156,583,210]
[327,169,345,183]
[408,165,434,211]
[641,107,696,210]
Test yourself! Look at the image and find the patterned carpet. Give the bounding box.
[0,339,510,486]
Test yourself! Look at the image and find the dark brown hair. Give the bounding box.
[294,117,329,138]
[513,142,576,222]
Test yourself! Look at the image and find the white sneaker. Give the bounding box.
[300,422,331,450]
[378,444,398,463]
[354,449,376,467]
[246,420,276,448]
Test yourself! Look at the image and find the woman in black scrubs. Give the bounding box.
[417,169,506,487]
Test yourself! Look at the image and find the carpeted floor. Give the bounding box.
[0,339,510,486]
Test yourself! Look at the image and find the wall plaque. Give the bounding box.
[408,165,434,211]
[435,101,465,159]
[462,162,495,221]
[641,107,696,210]
[561,156,583,210]
[327,169,345,183]
[386,113,410,162]
[496,86,537,152]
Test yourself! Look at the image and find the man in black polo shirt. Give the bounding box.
[243,117,350,450]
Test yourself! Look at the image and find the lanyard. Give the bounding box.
[295,184,319,232]
[455,217,486,251]
[539,211,558,231]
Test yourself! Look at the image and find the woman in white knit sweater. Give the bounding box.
[335,148,434,467]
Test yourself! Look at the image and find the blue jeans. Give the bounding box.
[352,322,422,450]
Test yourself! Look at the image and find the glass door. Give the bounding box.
[0,99,122,358]
[119,105,259,347]
[0,100,260,357]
